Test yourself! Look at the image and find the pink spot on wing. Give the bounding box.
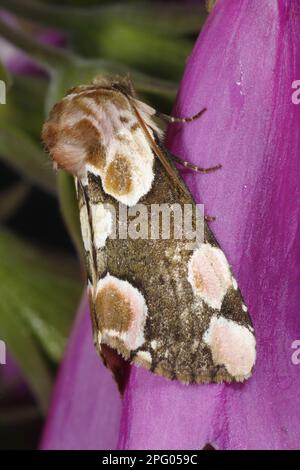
[97,274,148,350]
[188,244,232,309]
[203,316,256,379]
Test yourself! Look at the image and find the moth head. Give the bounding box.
[41,74,135,178]
[92,74,135,97]
[42,99,102,177]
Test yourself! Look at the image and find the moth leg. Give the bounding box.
[153,144,218,220]
[205,215,216,222]
[155,107,207,124]
[170,153,222,174]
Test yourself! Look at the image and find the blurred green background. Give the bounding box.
[0,0,208,449]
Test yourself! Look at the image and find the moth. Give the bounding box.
[42,75,256,386]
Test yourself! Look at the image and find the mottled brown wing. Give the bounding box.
[78,150,256,384]
[42,76,255,385]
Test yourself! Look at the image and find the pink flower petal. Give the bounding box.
[118,0,300,450]
[41,295,122,450]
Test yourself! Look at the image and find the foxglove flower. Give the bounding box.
[117,0,300,450]
[41,0,300,450]
[41,296,122,450]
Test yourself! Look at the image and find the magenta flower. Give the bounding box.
[41,296,122,450]
[40,0,300,450]
[117,0,300,450]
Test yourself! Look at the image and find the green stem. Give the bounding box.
[1,0,206,35]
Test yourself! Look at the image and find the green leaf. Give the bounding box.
[74,23,191,81]
[0,16,177,107]
[0,288,52,414]
[0,60,12,93]
[0,230,82,412]
[0,229,81,360]
[0,181,30,222]
[0,72,56,195]
[1,0,207,36]
[0,400,42,449]
[206,0,217,12]
[41,0,106,5]
[0,125,56,193]
[0,404,40,426]
[0,2,199,96]
[0,75,48,141]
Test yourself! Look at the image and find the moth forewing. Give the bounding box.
[76,174,130,393]
[42,75,256,386]
[130,99,189,197]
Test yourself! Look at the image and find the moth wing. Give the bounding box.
[77,178,131,393]
[72,89,256,385]
[75,106,157,391]
[129,99,256,383]
[79,149,256,385]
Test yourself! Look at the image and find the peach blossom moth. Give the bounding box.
[42,75,256,386]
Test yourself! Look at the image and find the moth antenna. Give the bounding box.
[155,107,207,124]
[205,215,216,222]
[170,154,222,174]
